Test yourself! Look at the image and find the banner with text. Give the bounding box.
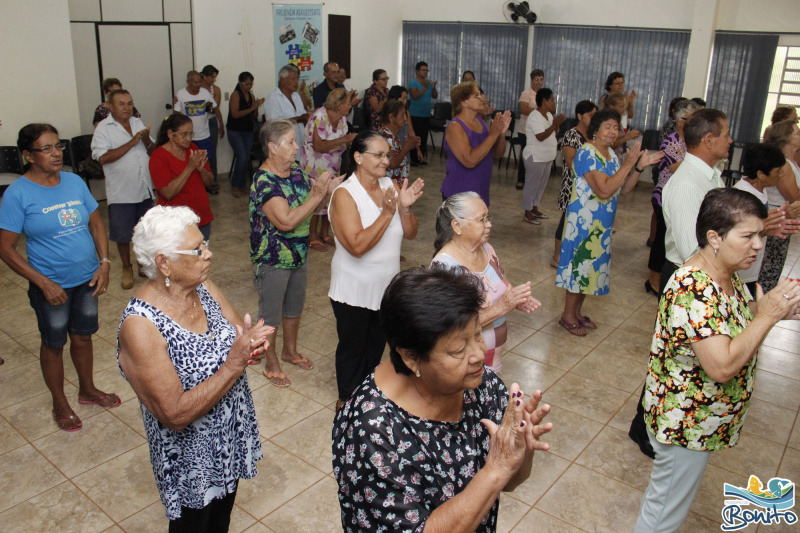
[273,4,323,90]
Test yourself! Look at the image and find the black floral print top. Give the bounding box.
[332,370,509,533]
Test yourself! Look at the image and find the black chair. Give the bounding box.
[351,106,367,133]
[0,145,24,194]
[70,134,104,181]
[428,102,452,156]
[60,138,75,174]
[492,111,518,169]
[641,129,661,151]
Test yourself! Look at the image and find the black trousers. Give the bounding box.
[331,299,386,402]
[647,199,667,273]
[516,133,527,184]
[630,260,679,443]
[169,489,237,533]
[410,116,430,162]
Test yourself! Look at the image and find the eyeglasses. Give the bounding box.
[472,93,486,100]
[379,77,390,81]
[175,131,194,138]
[28,142,67,154]
[465,215,493,225]
[363,151,390,161]
[175,241,210,256]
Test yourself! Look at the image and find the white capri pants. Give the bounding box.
[521,156,553,211]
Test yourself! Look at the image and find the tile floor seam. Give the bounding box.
[773,409,800,477]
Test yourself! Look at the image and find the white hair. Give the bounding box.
[674,100,701,121]
[278,64,299,80]
[133,206,200,279]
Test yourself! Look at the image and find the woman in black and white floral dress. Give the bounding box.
[118,205,273,531]
[332,266,553,533]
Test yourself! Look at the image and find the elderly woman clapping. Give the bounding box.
[432,192,540,372]
[118,205,272,528]
[251,119,342,387]
[555,109,663,336]
[635,188,800,533]
[333,266,553,533]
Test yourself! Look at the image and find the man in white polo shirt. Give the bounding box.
[92,89,154,289]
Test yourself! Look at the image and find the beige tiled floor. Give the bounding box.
[1,154,798,532]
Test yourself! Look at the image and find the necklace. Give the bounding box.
[151,284,198,320]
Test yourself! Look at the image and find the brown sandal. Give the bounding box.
[559,317,587,337]
[264,371,290,387]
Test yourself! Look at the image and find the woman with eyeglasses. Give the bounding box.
[0,123,116,432]
[365,69,390,131]
[431,192,540,372]
[441,81,511,207]
[150,114,214,240]
[328,130,424,409]
[118,205,272,530]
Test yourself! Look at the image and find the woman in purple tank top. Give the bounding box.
[441,82,511,206]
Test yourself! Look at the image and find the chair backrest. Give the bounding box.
[351,106,367,132]
[0,146,24,174]
[642,129,661,151]
[60,139,74,168]
[70,134,94,162]
[433,102,452,120]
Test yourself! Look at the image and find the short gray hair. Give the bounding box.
[434,192,482,255]
[260,119,296,158]
[133,206,200,279]
[674,99,700,121]
[278,64,299,80]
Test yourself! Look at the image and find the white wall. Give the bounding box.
[0,1,82,145]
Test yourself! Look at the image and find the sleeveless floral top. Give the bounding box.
[117,284,262,519]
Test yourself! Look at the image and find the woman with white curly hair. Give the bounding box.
[117,205,273,530]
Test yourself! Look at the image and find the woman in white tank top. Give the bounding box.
[328,130,425,409]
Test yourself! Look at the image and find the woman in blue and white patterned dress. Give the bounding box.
[117,205,273,531]
[555,109,663,336]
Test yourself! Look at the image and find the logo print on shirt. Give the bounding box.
[58,209,81,227]
[183,100,207,117]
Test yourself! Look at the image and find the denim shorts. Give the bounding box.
[28,280,99,348]
[253,261,308,326]
[108,198,153,243]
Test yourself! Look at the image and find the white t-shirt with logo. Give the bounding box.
[176,87,216,141]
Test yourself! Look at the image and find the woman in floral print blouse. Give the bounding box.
[332,266,553,533]
[635,188,800,533]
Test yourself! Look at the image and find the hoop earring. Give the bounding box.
[165,276,171,288]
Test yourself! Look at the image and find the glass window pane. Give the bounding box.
[778,94,800,106]
[769,47,787,93]
[786,59,800,70]
[781,82,800,94]
[784,71,800,84]
[761,93,779,138]
[789,46,800,58]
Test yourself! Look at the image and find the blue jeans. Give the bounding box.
[227,130,255,189]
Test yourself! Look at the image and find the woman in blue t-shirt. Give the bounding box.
[0,123,119,432]
[408,61,438,165]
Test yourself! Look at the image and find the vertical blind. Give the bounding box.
[706,32,779,143]
[402,22,528,113]
[531,25,691,132]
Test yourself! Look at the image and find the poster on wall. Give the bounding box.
[273,4,323,91]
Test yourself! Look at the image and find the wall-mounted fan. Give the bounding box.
[502,1,537,24]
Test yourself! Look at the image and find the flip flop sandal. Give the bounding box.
[558,317,587,337]
[322,235,335,245]
[284,355,314,370]
[309,239,328,252]
[579,316,597,329]
[264,371,291,387]
[52,410,82,432]
[78,393,121,408]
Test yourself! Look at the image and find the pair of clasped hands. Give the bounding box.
[481,384,554,482]
[228,314,273,370]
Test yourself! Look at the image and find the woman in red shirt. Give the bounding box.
[150,114,215,239]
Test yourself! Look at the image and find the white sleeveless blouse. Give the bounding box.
[328,175,403,310]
